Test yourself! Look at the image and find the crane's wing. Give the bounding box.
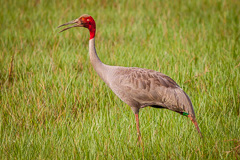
[109,67,195,117]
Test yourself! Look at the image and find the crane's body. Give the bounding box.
[58,14,202,146]
[90,38,195,116]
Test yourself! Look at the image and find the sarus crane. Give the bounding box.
[58,14,202,147]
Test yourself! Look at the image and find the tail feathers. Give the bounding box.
[188,115,203,138]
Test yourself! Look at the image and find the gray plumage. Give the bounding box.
[89,38,195,118]
[58,14,202,147]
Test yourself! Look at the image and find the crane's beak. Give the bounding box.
[58,19,82,33]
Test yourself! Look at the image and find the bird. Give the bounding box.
[58,14,202,145]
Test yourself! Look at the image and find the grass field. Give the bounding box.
[0,0,239,159]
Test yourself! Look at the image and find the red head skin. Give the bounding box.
[79,16,96,40]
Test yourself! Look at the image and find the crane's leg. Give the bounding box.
[188,115,203,138]
[135,114,144,150]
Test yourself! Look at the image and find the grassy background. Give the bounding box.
[0,0,239,159]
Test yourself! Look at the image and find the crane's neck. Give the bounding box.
[89,38,108,82]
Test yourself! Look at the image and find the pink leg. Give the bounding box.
[188,115,203,138]
[135,114,144,150]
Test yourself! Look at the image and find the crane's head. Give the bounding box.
[58,14,96,39]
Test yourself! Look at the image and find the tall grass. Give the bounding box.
[0,0,239,159]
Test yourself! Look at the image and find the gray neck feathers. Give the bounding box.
[89,38,109,83]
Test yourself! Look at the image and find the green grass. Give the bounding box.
[0,0,239,159]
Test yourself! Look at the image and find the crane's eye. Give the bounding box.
[81,17,85,22]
